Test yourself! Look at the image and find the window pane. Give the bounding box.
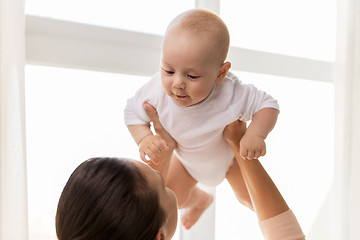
[216,72,334,239]
[25,0,194,35]
[221,0,336,61]
[25,65,181,239]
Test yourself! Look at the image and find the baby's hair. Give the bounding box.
[166,9,230,63]
[56,157,165,240]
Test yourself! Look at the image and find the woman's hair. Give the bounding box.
[56,157,165,240]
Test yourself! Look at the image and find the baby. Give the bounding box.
[125,9,279,229]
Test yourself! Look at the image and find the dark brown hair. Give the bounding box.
[56,157,165,240]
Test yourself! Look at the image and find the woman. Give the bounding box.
[55,103,304,240]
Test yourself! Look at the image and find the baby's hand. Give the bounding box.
[239,133,266,160]
[139,134,169,165]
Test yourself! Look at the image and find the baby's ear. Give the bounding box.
[216,61,231,83]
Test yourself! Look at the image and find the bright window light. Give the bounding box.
[216,71,334,239]
[25,0,336,239]
[25,0,195,35]
[220,0,337,61]
[25,69,334,240]
[25,65,181,240]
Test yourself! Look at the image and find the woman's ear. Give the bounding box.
[215,61,231,83]
[154,232,161,240]
[154,231,165,240]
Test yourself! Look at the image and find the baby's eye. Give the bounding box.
[162,68,174,75]
[188,75,200,79]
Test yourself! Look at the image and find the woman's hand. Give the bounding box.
[144,103,177,151]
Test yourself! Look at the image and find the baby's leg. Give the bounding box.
[166,154,213,229]
[225,120,253,210]
[226,158,253,210]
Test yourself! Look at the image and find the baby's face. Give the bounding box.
[160,28,223,107]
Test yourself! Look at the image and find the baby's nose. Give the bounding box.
[173,75,185,89]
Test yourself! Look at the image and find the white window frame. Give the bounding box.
[25,16,332,83]
[24,0,333,239]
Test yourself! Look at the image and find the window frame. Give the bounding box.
[24,0,333,239]
[25,15,332,82]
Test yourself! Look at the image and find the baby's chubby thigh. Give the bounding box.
[175,129,234,187]
[165,154,198,207]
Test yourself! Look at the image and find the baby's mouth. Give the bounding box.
[174,94,187,99]
[176,95,186,99]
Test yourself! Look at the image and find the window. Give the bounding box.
[25,0,194,35]
[216,71,334,239]
[220,0,336,61]
[25,65,158,239]
[25,0,336,239]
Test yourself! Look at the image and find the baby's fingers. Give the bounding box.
[148,136,169,153]
[261,147,266,156]
[140,150,159,164]
[150,139,168,155]
[141,144,167,165]
[240,148,248,160]
[246,151,256,160]
[157,139,169,151]
[254,151,261,159]
[140,151,151,163]
[253,147,266,160]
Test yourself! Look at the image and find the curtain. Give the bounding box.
[306,0,360,239]
[0,0,28,239]
[333,0,360,239]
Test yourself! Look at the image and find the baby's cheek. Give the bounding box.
[161,77,171,91]
[196,86,213,99]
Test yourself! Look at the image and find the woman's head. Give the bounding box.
[56,157,178,240]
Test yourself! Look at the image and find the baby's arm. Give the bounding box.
[127,124,169,165]
[240,108,279,160]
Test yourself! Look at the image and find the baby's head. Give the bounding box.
[165,9,230,64]
[161,9,231,107]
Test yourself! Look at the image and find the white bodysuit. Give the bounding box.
[124,72,279,186]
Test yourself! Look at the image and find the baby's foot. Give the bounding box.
[181,192,213,229]
[223,120,246,147]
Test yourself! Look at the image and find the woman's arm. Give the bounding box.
[224,119,288,220]
[224,120,305,239]
[143,102,176,180]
